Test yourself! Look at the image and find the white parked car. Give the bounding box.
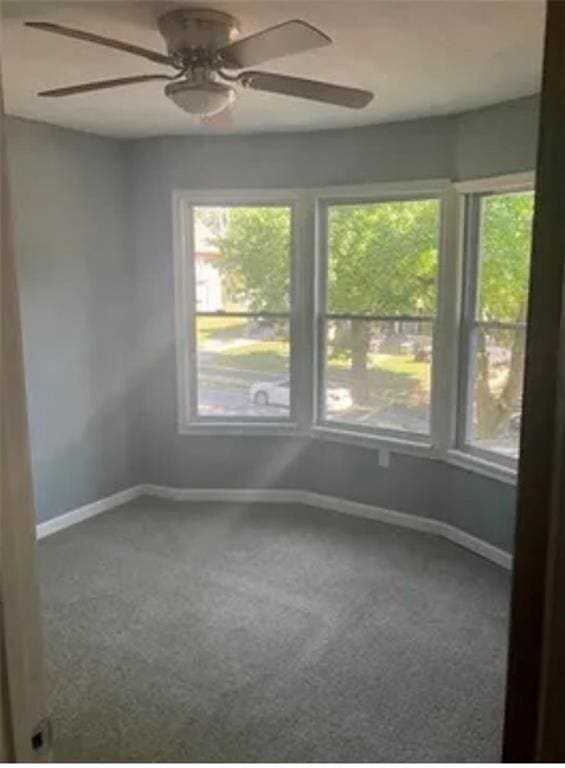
[249,378,291,408]
[249,378,352,412]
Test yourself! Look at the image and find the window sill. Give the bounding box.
[446,449,517,485]
[311,425,434,456]
[178,422,304,438]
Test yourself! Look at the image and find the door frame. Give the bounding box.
[1,79,50,762]
[503,0,565,761]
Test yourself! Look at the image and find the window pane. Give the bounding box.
[327,199,440,315]
[196,316,290,418]
[322,319,433,434]
[477,192,534,323]
[468,326,525,458]
[193,205,291,312]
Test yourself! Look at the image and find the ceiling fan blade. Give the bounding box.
[25,21,175,67]
[200,107,234,128]
[239,71,373,109]
[37,74,174,98]
[217,20,330,69]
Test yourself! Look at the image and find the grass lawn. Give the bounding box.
[211,340,289,375]
[197,315,248,344]
[372,353,430,389]
[328,351,429,388]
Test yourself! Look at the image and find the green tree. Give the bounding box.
[213,207,290,312]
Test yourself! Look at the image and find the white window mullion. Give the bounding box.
[430,183,461,453]
[291,192,316,433]
[314,200,329,426]
[172,195,198,429]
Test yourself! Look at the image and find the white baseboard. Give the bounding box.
[36,485,143,540]
[37,483,512,570]
[300,491,512,570]
[139,484,512,569]
[139,484,303,506]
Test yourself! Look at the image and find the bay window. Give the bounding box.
[173,176,534,481]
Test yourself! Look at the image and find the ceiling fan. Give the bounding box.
[25,8,373,124]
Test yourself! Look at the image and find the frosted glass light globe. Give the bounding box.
[165,81,235,116]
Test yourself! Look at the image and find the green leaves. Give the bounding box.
[479,192,534,322]
[204,194,533,326]
[327,200,440,315]
[213,206,291,312]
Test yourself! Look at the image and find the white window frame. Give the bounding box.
[172,189,301,434]
[448,172,535,481]
[313,185,447,447]
[173,176,532,485]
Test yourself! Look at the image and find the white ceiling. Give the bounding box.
[1,0,545,138]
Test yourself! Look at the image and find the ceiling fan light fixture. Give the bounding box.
[26,12,374,117]
[164,80,235,116]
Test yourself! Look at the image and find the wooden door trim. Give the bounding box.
[1,75,50,762]
[503,0,565,760]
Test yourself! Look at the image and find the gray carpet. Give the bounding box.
[38,497,510,762]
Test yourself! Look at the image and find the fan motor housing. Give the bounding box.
[158,9,240,60]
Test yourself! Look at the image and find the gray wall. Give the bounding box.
[140,435,515,551]
[129,113,453,191]
[129,95,538,553]
[7,95,538,546]
[6,118,135,523]
[454,95,539,180]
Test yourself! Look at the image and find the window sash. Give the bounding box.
[316,196,441,440]
[192,312,295,424]
[186,201,296,424]
[316,316,435,438]
[193,310,293,423]
[458,321,524,463]
[457,188,533,462]
[173,179,531,478]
